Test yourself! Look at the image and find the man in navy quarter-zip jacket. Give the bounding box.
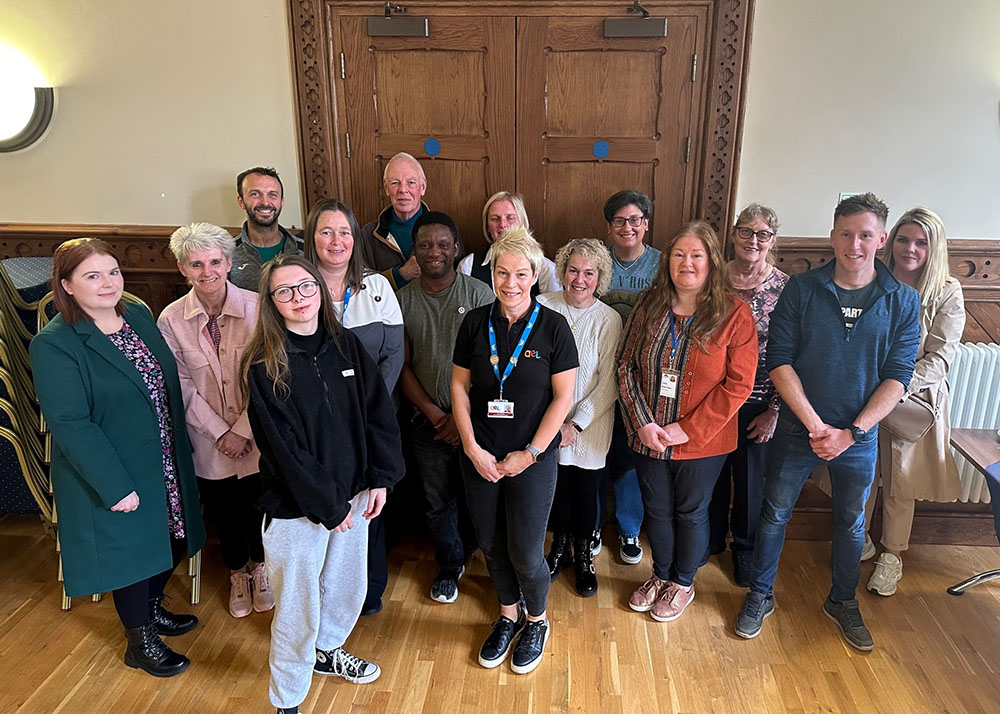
[734,193,920,652]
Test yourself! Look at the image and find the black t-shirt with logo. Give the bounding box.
[453,299,579,459]
[835,281,877,331]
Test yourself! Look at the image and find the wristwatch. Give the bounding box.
[525,443,544,462]
[849,425,867,443]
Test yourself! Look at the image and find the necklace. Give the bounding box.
[565,299,597,330]
[729,261,772,291]
[612,244,646,272]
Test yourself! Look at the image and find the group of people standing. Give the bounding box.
[30,153,965,714]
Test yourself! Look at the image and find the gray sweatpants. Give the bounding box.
[263,491,370,709]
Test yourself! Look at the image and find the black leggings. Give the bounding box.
[548,464,603,541]
[197,474,265,571]
[111,537,186,629]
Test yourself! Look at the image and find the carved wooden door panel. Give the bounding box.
[336,15,516,250]
[515,13,709,255]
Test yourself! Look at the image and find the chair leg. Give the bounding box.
[947,569,1000,595]
[61,585,71,611]
[188,549,202,605]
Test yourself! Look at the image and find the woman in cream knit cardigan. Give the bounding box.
[539,238,622,597]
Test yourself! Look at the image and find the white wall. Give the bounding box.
[736,0,1000,238]
[0,0,303,227]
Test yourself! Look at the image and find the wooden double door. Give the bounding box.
[291,2,747,257]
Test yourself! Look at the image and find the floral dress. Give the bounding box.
[734,266,790,408]
[107,321,186,538]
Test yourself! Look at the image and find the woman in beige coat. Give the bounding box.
[864,207,965,596]
[158,223,272,617]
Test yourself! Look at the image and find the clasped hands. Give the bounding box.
[808,424,854,461]
[468,444,534,483]
[637,421,689,453]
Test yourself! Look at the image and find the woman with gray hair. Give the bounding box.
[451,227,578,674]
[539,239,622,597]
[158,222,272,620]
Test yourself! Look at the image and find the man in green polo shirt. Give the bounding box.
[228,166,302,291]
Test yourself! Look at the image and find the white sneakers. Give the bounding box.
[867,552,903,596]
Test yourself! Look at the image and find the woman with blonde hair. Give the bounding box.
[863,207,964,596]
[458,191,560,293]
[539,238,622,597]
[618,221,758,622]
[158,222,271,619]
[452,226,578,673]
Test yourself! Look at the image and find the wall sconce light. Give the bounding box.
[0,44,56,153]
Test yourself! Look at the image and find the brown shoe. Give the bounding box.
[650,582,695,622]
[628,576,670,612]
[249,562,275,612]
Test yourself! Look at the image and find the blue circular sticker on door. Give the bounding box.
[592,140,610,158]
[424,138,441,156]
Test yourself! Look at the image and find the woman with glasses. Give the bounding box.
[303,198,404,617]
[707,204,789,586]
[598,190,663,566]
[241,255,404,714]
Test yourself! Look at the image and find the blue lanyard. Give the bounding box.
[343,285,352,313]
[488,302,541,399]
[669,313,694,364]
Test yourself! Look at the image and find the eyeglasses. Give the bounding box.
[735,227,775,243]
[610,215,646,228]
[270,280,320,303]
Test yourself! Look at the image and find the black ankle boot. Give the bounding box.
[546,534,573,582]
[124,623,190,677]
[573,538,598,597]
[149,596,198,636]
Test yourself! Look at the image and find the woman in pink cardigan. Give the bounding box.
[158,222,272,619]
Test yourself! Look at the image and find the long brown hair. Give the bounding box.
[638,221,731,350]
[239,254,342,404]
[303,198,368,294]
[51,238,127,324]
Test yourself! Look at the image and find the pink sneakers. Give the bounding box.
[650,582,695,622]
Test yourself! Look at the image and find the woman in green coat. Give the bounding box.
[30,238,206,678]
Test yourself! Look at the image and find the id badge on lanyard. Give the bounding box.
[487,303,540,419]
[659,371,679,399]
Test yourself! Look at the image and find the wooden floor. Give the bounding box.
[2,515,999,714]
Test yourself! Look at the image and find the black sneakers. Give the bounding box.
[823,598,873,651]
[734,591,775,639]
[478,613,526,668]
[511,619,550,675]
[430,565,465,603]
[314,647,381,683]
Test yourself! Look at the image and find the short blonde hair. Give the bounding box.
[554,238,612,296]
[169,222,236,264]
[486,226,545,276]
[482,191,530,242]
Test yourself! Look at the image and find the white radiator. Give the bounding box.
[947,342,1000,503]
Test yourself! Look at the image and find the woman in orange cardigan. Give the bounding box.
[618,221,758,622]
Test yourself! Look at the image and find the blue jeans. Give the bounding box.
[749,413,878,602]
[599,407,644,537]
[411,416,477,569]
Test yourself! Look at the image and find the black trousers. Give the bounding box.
[197,474,265,571]
[634,452,728,587]
[461,454,558,618]
[549,464,603,542]
[707,402,770,554]
[111,537,186,629]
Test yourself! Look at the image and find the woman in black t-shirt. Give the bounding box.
[451,227,578,676]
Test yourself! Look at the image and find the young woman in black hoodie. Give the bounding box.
[240,255,404,714]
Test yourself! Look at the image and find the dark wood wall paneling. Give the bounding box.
[3,224,998,544]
